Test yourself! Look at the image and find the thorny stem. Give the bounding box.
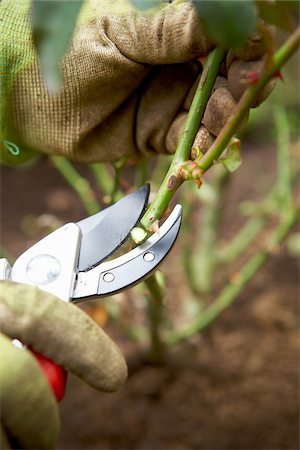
[140,48,226,231]
[198,27,300,173]
[218,105,298,264]
[140,28,300,232]
[51,156,100,215]
[166,207,300,345]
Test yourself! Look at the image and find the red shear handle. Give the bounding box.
[30,348,67,401]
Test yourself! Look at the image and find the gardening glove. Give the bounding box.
[0,281,127,449]
[0,0,275,166]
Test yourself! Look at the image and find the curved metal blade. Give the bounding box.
[76,184,150,272]
[72,205,182,301]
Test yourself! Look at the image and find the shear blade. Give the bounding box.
[77,184,150,271]
[72,205,182,301]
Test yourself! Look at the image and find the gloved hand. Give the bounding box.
[0,0,275,166]
[0,281,127,449]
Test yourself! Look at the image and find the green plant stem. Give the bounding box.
[218,216,266,264]
[273,105,293,212]
[135,158,149,187]
[51,156,100,215]
[181,190,200,297]
[192,167,229,294]
[198,27,300,173]
[151,155,173,189]
[218,178,281,264]
[166,207,300,345]
[144,273,165,362]
[110,157,128,204]
[218,103,297,265]
[140,28,300,231]
[140,48,226,230]
[89,163,114,196]
[104,298,148,343]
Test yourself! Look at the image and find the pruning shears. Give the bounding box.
[0,185,182,399]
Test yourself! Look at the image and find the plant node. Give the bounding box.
[177,161,204,185]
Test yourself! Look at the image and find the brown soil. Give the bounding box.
[0,143,299,450]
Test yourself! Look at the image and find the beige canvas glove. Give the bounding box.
[1,0,274,166]
[0,281,127,449]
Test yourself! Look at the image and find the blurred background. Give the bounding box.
[1,27,299,450]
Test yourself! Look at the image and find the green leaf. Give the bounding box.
[31,0,83,92]
[256,0,294,32]
[220,138,242,172]
[130,0,162,11]
[193,0,257,50]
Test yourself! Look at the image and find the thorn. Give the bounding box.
[194,178,203,189]
[275,70,284,82]
[149,221,160,236]
[198,55,208,67]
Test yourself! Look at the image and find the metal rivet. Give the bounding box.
[143,252,155,262]
[103,272,115,283]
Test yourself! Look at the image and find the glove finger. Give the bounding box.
[192,124,215,157]
[230,31,267,62]
[228,59,276,107]
[229,23,276,62]
[169,76,251,154]
[0,281,127,392]
[106,0,213,65]
[183,74,229,112]
[136,62,200,156]
[166,111,214,156]
[203,84,249,137]
[0,333,59,449]
[46,62,200,161]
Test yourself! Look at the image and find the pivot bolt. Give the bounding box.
[26,255,61,285]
